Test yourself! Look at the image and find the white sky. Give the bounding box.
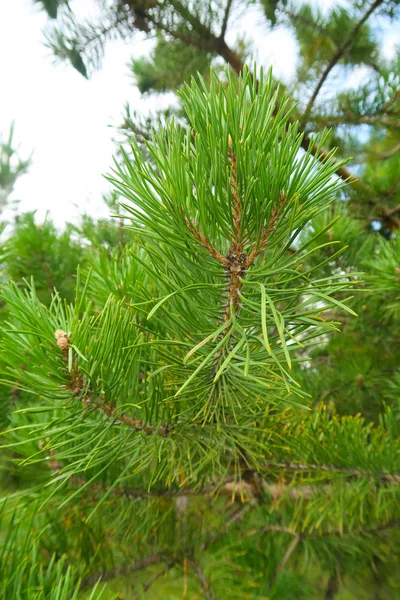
[0,0,398,226]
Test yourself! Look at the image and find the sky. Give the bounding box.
[0,0,398,226]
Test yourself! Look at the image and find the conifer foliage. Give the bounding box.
[1,67,400,599]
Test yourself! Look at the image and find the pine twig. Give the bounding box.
[192,561,215,600]
[133,560,176,600]
[87,397,169,436]
[184,215,227,266]
[80,552,169,589]
[228,141,243,250]
[247,191,286,266]
[259,460,400,483]
[379,143,400,160]
[220,0,234,39]
[325,573,339,600]
[249,518,400,544]
[67,476,238,499]
[267,533,301,591]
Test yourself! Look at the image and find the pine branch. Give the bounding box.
[56,333,170,436]
[302,0,386,125]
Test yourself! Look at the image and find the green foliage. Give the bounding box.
[0,505,108,599]
[1,66,400,597]
[131,35,213,94]
[0,123,31,212]
[2,212,83,304]
[33,0,69,19]
[6,0,400,595]
[260,0,288,26]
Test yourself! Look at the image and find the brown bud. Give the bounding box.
[355,373,365,388]
[55,329,70,351]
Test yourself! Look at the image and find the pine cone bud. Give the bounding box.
[55,329,70,351]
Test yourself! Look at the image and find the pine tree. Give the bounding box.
[1,0,399,596]
[1,66,400,599]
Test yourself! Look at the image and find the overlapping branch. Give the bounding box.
[80,552,169,589]
[302,0,386,125]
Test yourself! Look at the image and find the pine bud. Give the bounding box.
[55,329,70,351]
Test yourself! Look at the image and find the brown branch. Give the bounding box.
[247,190,286,266]
[220,0,234,39]
[87,397,169,436]
[80,552,169,589]
[228,139,243,250]
[379,143,400,160]
[184,143,248,327]
[302,0,386,124]
[247,524,299,538]
[301,140,362,189]
[62,472,388,505]
[64,453,400,504]
[68,476,238,500]
[192,561,215,600]
[249,518,400,543]
[184,214,227,265]
[155,20,215,52]
[57,336,169,436]
[268,533,301,590]
[133,560,176,600]
[375,204,400,226]
[213,141,248,326]
[312,113,400,128]
[325,573,339,600]
[259,461,400,484]
[147,1,375,199]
